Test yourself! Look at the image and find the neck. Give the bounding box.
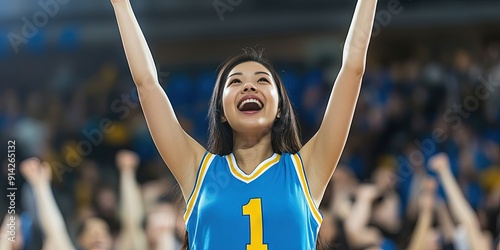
[232,131,274,174]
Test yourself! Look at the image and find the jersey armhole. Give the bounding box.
[183,151,215,223]
[291,152,323,226]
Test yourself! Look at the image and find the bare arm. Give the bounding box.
[372,192,401,233]
[407,197,434,250]
[436,200,456,243]
[429,153,488,250]
[110,0,205,200]
[0,215,13,250]
[344,185,381,248]
[115,150,148,250]
[407,178,435,250]
[301,0,378,204]
[20,158,75,250]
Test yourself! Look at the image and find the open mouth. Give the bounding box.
[238,96,263,113]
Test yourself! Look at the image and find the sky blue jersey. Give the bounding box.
[184,152,323,250]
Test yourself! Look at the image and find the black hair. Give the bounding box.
[181,48,329,250]
[207,47,302,156]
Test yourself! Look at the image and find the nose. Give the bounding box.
[242,82,258,93]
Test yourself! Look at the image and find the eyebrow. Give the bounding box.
[227,71,271,79]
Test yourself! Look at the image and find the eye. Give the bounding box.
[229,78,242,85]
[257,77,269,83]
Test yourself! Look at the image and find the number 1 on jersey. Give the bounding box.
[242,198,268,250]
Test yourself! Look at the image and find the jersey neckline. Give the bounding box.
[226,153,281,183]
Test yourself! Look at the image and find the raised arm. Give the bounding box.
[300,0,378,204]
[110,0,205,200]
[435,199,456,247]
[429,153,489,250]
[344,184,382,248]
[115,150,148,250]
[0,215,13,250]
[407,177,436,250]
[20,158,76,250]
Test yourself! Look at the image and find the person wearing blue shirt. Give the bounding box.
[110,0,378,248]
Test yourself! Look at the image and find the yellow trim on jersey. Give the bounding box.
[227,153,281,183]
[292,154,323,225]
[183,153,215,223]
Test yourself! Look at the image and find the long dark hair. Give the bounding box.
[207,47,302,155]
[181,48,330,250]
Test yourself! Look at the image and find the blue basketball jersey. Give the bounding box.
[184,152,323,250]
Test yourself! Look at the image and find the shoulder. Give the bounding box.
[197,152,225,169]
[281,151,304,164]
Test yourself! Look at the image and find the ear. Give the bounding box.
[221,115,227,123]
[276,108,281,119]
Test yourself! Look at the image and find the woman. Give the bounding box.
[110,0,378,248]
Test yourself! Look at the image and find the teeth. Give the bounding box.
[239,98,263,110]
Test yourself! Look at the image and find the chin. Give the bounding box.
[235,122,273,133]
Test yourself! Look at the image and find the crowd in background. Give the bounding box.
[0,41,499,249]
